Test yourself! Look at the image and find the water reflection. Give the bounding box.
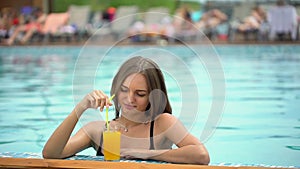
[0,51,74,152]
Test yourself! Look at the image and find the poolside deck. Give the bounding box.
[0,158,295,169]
[1,34,299,47]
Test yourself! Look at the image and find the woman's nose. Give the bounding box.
[127,91,135,103]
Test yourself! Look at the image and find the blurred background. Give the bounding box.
[1,0,300,15]
[1,0,300,45]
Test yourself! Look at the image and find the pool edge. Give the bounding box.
[0,157,296,169]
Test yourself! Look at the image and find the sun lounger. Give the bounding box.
[144,7,169,26]
[67,5,91,40]
[134,7,171,42]
[92,6,138,41]
[228,2,257,41]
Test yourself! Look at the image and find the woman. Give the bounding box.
[42,56,210,165]
[196,9,228,30]
[7,7,47,45]
[237,6,266,32]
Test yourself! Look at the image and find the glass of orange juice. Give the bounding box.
[103,128,121,161]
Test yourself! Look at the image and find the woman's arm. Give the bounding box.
[121,113,210,164]
[42,90,111,159]
[42,106,90,159]
[150,134,210,165]
[154,113,209,164]
[121,140,209,165]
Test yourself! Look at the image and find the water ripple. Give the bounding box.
[215,126,239,130]
[286,146,300,151]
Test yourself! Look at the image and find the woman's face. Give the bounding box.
[118,73,149,116]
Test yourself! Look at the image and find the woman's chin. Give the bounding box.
[120,109,150,123]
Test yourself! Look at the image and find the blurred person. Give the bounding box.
[0,8,19,40]
[0,8,11,40]
[195,9,227,31]
[102,7,116,23]
[127,11,174,42]
[172,5,199,41]
[127,19,146,41]
[6,7,47,45]
[237,6,266,32]
[267,0,298,41]
[173,6,193,31]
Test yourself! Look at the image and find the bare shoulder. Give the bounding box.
[81,121,105,137]
[156,113,177,122]
[155,113,178,131]
[79,121,105,148]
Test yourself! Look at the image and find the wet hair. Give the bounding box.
[110,56,172,120]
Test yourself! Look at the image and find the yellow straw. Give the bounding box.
[106,94,115,131]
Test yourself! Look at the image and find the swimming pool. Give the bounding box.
[0,45,299,167]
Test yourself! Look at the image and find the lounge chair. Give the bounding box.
[144,7,169,26]
[86,11,104,35]
[131,7,171,42]
[228,2,257,41]
[231,2,255,22]
[92,6,138,41]
[67,5,91,41]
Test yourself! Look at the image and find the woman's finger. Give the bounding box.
[105,96,110,108]
[91,92,100,109]
[95,90,109,111]
[94,90,103,108]
[99,97,106,111]
[86,93,95,108]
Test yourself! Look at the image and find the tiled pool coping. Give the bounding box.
[0,152,298,169]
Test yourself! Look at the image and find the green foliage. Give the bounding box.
[178,2,202,11]
[52,0,92,12]
[109,0,176,13]
[52,0,178,13]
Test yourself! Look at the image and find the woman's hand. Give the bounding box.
[121,148,148,160]
[77,90,113,112]
[121,148,168,160]
[43,90,112,159]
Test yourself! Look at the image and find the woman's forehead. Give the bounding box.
[123,73,148,90]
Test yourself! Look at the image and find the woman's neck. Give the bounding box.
[117,116,141,128]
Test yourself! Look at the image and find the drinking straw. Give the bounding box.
[106,94,115,131]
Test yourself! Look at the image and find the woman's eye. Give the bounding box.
[120,87,128,92]
[137,93,146,97]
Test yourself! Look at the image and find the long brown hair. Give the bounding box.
[110,56,172,120]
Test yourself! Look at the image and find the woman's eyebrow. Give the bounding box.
[136,89,147,93]
[121,84,147,92]
[121,84,128,89]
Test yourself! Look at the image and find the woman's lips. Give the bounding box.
[123,103,135,110]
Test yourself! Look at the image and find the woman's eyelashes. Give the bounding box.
[120,86,147,97]
[120,86,128,93]
[136,92,146,97]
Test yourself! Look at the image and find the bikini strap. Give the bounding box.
[96,132,103,156]
[149,120,155,150]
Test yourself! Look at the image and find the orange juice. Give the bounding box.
[103,131,121,160]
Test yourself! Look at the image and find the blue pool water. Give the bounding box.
[0,45,299,167]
